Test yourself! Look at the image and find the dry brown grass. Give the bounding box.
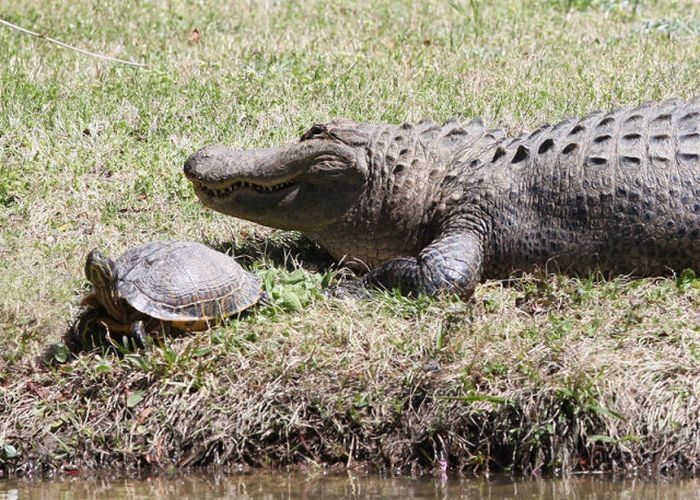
[2,273,699,475]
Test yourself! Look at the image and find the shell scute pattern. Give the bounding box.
[114,241,261,322]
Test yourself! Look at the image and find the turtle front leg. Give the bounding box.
[76,308,109,350]
[356,232,483,298]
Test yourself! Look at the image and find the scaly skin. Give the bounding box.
[184,98,700,297]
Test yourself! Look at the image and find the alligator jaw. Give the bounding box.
[183,139,367,231]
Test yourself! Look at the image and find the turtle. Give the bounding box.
[78,240,263,348]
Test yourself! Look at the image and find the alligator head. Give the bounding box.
[184,121,371,232]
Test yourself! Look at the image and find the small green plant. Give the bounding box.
[643,18,700,38]
[0,165,26,207]
[385,290,437,319]
[676,268,700,292]
[42,342,71,366]
[0,442,18,463]
[259,267,329,313]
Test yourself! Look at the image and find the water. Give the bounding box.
[1,472,698,499]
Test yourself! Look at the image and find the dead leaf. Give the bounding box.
[137,406,153,424]
[188,29,201,45]
[87,163,112,178]
[26,380,50,399]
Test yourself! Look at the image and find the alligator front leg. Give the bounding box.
[352,233,484,298]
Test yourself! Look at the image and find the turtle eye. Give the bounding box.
[300,124,329,141]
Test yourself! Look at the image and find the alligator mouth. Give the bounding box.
[197,180,297,197]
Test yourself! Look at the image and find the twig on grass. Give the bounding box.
[0,17,147,68]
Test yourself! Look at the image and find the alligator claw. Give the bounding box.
[323,279,372,299]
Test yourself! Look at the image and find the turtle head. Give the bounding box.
[85,249,116,290]
[84,248,130,321]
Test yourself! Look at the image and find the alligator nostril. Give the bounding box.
[183,156,198,179]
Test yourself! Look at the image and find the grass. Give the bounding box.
[1,0,700,476]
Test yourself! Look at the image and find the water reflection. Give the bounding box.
[1,472,698,499]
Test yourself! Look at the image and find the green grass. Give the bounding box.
[1,0,699,475]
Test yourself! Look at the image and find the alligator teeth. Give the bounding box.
[201,180,295,197]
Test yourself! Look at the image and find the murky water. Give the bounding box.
[1,472,698,499]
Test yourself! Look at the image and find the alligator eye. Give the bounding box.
[301,124,328,141]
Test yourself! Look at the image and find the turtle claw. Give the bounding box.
[258,291,272,307]
[130,321,153,350]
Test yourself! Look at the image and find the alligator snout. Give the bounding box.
[182,154,198,180]
[183,144,235,183]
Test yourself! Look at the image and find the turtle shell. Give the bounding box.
[113,241,261,321]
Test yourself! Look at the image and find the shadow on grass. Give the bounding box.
[209,231,337,274]
[55,308,146,359]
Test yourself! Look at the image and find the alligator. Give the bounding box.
[184,97,700,297]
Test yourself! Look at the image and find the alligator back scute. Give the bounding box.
[470,98,700,276]
[530,99,700,189]
[423,118,506,166]
[478,99,700,197]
